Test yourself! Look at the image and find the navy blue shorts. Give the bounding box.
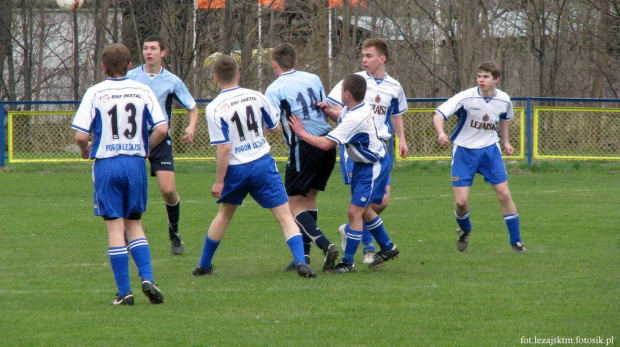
[148,134,174,176]
[285,139,336,197]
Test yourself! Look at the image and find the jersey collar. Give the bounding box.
[281,70,296,76]
[477,87,497,102]
[220,87,240,93]
[365,71,387,84]
[348,101,366,112]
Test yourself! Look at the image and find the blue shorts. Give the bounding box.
[341,146,392,186]
[93,155,147,219]
[350,156,390,208]
[451,144,508,187]
[218,154,289,209]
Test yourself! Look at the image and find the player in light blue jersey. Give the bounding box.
[433,61,526,254]
[192,54,316,278]
[290,74,400,273]
[265,43,339,272]
[127,35,199,255]
[327,38,409,264]
[72,43,168,305]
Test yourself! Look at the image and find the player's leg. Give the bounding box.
[194,202,237,276]
[270,202,316,278]
[155,170,184,255]
[285,143,338,269]
[451,146,477,251]
[483,144,525,253]
[106,217,134,305]
[492,181,525,253]
[126,217,163,304]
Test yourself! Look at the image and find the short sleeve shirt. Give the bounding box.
[326,102,385,163]
[205,87,278,165]
[71,78,167,159]
[327,71,407,140]
[435,87,513,149]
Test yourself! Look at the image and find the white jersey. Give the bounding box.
[326,102,385,163]
[327,71,407,140]
[435,86,514,149]
[71,78,167,159]
[206,87,278,165]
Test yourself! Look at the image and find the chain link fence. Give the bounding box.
[4,103,619,164]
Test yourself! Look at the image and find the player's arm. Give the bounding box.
[499,120,514,155]
[212,143,231,198]
[433,112,450,146]
[391,114,408,157]
[289,114,337,150]
[74,131,92,159]
[149,122,169,156]
[181,107,199,144]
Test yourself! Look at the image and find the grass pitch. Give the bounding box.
[0,161,618,346]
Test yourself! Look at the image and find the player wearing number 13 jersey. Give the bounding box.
[72,44,168,305]
[265,43,339,273]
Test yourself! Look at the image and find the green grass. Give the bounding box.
[1,161,618,346]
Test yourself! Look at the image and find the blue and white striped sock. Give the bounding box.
[365,216,393,252]
[109,246,130,296]
[128,238,153,283]
[455,211,472,233]
[343,224,363,264]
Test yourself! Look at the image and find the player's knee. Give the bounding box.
[162,190,179,205]
[455,202,469,215]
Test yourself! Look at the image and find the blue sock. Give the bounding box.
[128,238,153,283]
[343,224,363,264]
[455,211,472,232]
[361,226,376,254]
[365,216,393,252]
[109,246,131,296]
[504,214,522,244]
[199,235,220,268]
[286,234,306,264]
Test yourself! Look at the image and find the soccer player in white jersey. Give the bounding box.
[127,35,199,255]
[264,43,339,273]
[433,61,526,254]
[192,55,316,278]
[72,43,168,305]
[326,38,408,263]
[290,74,400,273]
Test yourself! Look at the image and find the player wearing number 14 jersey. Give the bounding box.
[194,54,316,278]
[265,43,339,273]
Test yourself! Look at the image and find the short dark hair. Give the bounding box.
[272,43,296,70]
[102,43,131,77]
[342,74,367,102]
[143,35,165,51]
[213,54,238,83]
[477,61,501,79]
[362,38,390,63]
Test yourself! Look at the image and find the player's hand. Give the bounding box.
[80,141,92,159]
[503,142,514,155]
[181,126,195,144]
[211,181,224,198]
[399,141,409,158]
[437,133,450,146]
[317,102,329,111]
[288,114,305,135]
